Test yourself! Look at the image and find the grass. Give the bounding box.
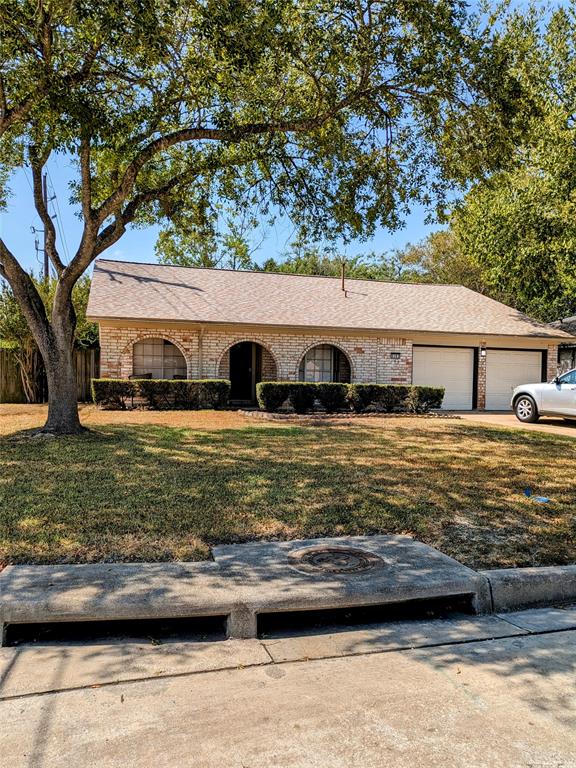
[1,406,575,570]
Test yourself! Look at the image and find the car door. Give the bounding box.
[541,370,576,415]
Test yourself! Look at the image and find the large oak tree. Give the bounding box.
[0,0,519,433]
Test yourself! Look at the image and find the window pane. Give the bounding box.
[560,370,576,384]
[133,338,186,379]
[301,345,334,382]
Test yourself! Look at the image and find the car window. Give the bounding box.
[558,370,576,384]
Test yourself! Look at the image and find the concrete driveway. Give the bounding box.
[459,410,576,437]
[3,607,576,768]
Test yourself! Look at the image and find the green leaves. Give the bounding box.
[1,0,515,247]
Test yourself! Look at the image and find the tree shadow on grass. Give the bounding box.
[0,421,575,569]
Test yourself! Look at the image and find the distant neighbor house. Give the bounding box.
[86,259,573,410]
[551,316,576,372]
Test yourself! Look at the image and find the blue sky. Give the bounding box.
[0,159,438,275]
[0,0,549,275]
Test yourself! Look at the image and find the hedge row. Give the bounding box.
[256,382,444,414]
[91,379,230,410]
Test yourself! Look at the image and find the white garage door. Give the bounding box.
[412,346,474,410]
[486,350,543,410]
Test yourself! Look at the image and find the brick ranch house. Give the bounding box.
[87,259,573,410]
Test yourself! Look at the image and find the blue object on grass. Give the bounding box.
[523,487,550,503]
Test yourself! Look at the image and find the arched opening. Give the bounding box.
[132,338,187,379]
[224,341,278,402]
[298,344,351,383]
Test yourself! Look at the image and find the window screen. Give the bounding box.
[299,345,334,382]
[133,338,187,379]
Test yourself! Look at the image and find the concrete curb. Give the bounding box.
[0,536,490,645]
[481,566,576,612]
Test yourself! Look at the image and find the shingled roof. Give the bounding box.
[87,259,572,340]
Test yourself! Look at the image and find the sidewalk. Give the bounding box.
[3,605,576,767]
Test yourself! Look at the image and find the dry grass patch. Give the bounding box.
[1,411,575,570]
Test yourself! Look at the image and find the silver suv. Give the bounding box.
[512,369,576,422]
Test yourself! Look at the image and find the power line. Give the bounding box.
[46,170,70,264]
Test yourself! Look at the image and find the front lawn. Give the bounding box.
[1,409,575,569]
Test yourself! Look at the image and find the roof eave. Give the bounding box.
[86,314,572,342]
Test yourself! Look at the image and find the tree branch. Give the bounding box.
[0,40,102,138]
[29,146,65,275]
[94,85,377,226]
[0,238,52,350]
[79,134,93,221]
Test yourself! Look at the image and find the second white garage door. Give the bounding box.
[485,350,543,410]
[412,346,474,410]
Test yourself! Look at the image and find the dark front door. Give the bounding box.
[230,342,255,401]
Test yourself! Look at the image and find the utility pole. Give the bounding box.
[42,173,49,282]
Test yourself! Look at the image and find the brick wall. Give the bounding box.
[99,327,199,379]
[477,345,486,409]
[547,344,559,380]
[98,325,559,409]
[99,325,413,385]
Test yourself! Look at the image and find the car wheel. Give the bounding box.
[514,395,539,423]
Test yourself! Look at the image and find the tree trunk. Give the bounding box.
[42,342,84,434]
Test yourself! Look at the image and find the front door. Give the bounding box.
[230,342,260,401]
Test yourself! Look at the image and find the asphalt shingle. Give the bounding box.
[87,260,572,339]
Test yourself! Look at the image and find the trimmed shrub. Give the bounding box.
[256,382,291,412]
[136,379,230,410]
[136,379,175,409]
[256,381,445,415]
[193,379,231,409]
[288,382,317,414]
[315,382,349,413]
[91,379,136,410]
[347,384,410,413]
[406,385,445,414]
[92,379,230,410]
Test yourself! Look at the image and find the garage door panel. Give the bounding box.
[486,350,543,411]
[412,347,474,410]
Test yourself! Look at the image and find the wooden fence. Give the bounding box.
[0,348,100,404]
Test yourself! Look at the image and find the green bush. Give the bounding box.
[192,380,231,409]
[347,384,409,413]
[136,379,230,409]
[256,382,291,412]
[135,379,175,409]
[92,379,230,410]
[288,382,317,414]
[315,382,349,413]
[91,379,136,409]
[406,385,445,414]
[255,380,445,415]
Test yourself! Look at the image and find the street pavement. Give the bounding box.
[2,607,576,767]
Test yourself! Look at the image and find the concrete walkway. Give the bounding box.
[459,410,576,437]
[3,605,576,767]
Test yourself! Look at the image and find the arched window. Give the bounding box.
[298,344,351,383]
[132,338,187,379]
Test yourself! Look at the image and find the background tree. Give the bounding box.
[0,0,523,433]
[155,204,261,270]
[0,276,96,402]
[392,230,489,293]
[260,236,414,280]
[448,5,576,322]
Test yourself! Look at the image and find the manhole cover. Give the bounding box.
[288,546,384,575]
